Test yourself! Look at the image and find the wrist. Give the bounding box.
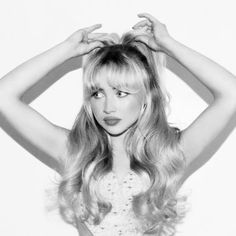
[54,40,78,61]
[158,36,177,57]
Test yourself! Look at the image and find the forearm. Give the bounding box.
[162,36,236,99]
[0,41,72,99]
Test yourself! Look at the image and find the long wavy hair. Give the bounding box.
[56,32,188,235]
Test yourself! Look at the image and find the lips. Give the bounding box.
[103,117,121,126]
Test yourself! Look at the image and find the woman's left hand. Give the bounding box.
[132,13,171,51]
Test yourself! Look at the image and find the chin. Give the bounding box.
[104,126,131,137]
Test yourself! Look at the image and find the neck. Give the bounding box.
[109,132,130,169]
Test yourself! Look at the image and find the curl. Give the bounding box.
[51,31,189,235]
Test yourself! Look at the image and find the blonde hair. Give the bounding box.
[56,32,188,235]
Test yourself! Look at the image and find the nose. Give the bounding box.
[103,97,116,114]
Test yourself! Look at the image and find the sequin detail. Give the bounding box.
[80,170,151,236]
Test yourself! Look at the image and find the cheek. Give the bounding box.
[90,102,102,119]
[122,98,142,117]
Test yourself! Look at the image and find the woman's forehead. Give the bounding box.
[92,66,144,91]
[93,76,113,89]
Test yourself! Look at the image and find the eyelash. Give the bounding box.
[92,90,129,98]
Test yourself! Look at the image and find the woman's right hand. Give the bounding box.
[131,13,171,52]
[64,24,107,58]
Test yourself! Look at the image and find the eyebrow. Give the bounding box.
[93,87,117,91]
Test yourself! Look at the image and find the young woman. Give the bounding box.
[0,13,236,236]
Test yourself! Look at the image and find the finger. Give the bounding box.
[131,27,151,36]
[78,30,89,43]
[89,33,119,44]
[134,35,159,51]
[133,35,152,49]
[87,41,104,51]
[132,20,151,29]
[109,33,120,42]
[83,24,102,33]
[137,13,157,23]
[130,29,149,42]
[82,31,89,42]
[88,33,109,40]
[83,32,107,42]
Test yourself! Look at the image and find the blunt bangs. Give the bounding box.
[83,59,149,100]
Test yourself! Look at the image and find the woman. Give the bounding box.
[0,13,236,236]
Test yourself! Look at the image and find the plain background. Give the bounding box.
[0,0,236,235]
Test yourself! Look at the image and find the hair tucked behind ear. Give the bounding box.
[54,31,189,236]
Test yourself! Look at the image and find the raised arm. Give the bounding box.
[132,13,236,176]
[0,24,105,173]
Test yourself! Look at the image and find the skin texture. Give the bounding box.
[90,75,145,137]
[1,12,236,236]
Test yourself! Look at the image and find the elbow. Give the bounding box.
[219,93,236,112]
[214,81,236,106]
[226,85,236,107]
[0,92,16,112]
[213,87,236,113]
[227,77,236,100]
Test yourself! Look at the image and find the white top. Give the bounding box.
[80,170,151,236]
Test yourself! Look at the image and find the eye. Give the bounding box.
[116,90,129,98]
[92,91,103,99]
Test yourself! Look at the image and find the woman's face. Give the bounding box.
[90,75,145,136]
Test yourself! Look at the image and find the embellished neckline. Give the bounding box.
[111,169,136,186]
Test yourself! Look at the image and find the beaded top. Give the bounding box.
[80,170,151,236]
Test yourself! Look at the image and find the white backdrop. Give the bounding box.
[0,0,236,235]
